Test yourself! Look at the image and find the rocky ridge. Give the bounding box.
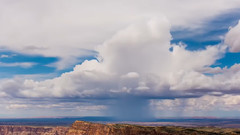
[0,125,68,135]
[1,121,240,135]
[67,121,240,135]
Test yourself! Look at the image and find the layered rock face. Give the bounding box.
[0,126,68,135]
[1,121,240,135]
[67,121,159,135]
[67,121,240,135]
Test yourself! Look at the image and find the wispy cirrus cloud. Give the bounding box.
[0,62,36,68]
[0,54,10,58]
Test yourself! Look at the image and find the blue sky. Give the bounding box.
[1,0,240,119]
[0,50,97,79]
[0,51,57,77]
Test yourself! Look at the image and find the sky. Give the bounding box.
[1,0,240,119]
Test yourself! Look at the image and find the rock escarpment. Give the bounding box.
[67,121,159,135]
[1,121,240,135]
[0,125,68,135]
[67,121,240,135]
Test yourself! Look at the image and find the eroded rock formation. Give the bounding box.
[67,121,159,135]
[1,121,240,135]
[0,125,68,135]
[67,121,240,135]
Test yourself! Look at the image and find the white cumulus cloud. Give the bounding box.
[0,18,228,99]
[225,20,240,52]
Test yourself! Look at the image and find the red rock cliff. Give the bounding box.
[67,121,161,135]
[0,125,68,135]
[67,121,240,135]
[1,121,240,135]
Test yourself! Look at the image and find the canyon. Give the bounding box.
[0,125,68,135]
[1,121,240,135]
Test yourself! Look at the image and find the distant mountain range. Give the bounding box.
[1,117,240,128]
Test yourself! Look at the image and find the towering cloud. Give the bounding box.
[0,18,235,119]
[1,0,240,118]
[0,18,226,99]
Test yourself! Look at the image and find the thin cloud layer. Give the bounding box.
[0,62,35,68]
[151,94,240,117]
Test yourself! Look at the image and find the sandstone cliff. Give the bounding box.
[67,121,240,135]
[0,125,68,135]
[67,121,159,135]
[1,121,240,135]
